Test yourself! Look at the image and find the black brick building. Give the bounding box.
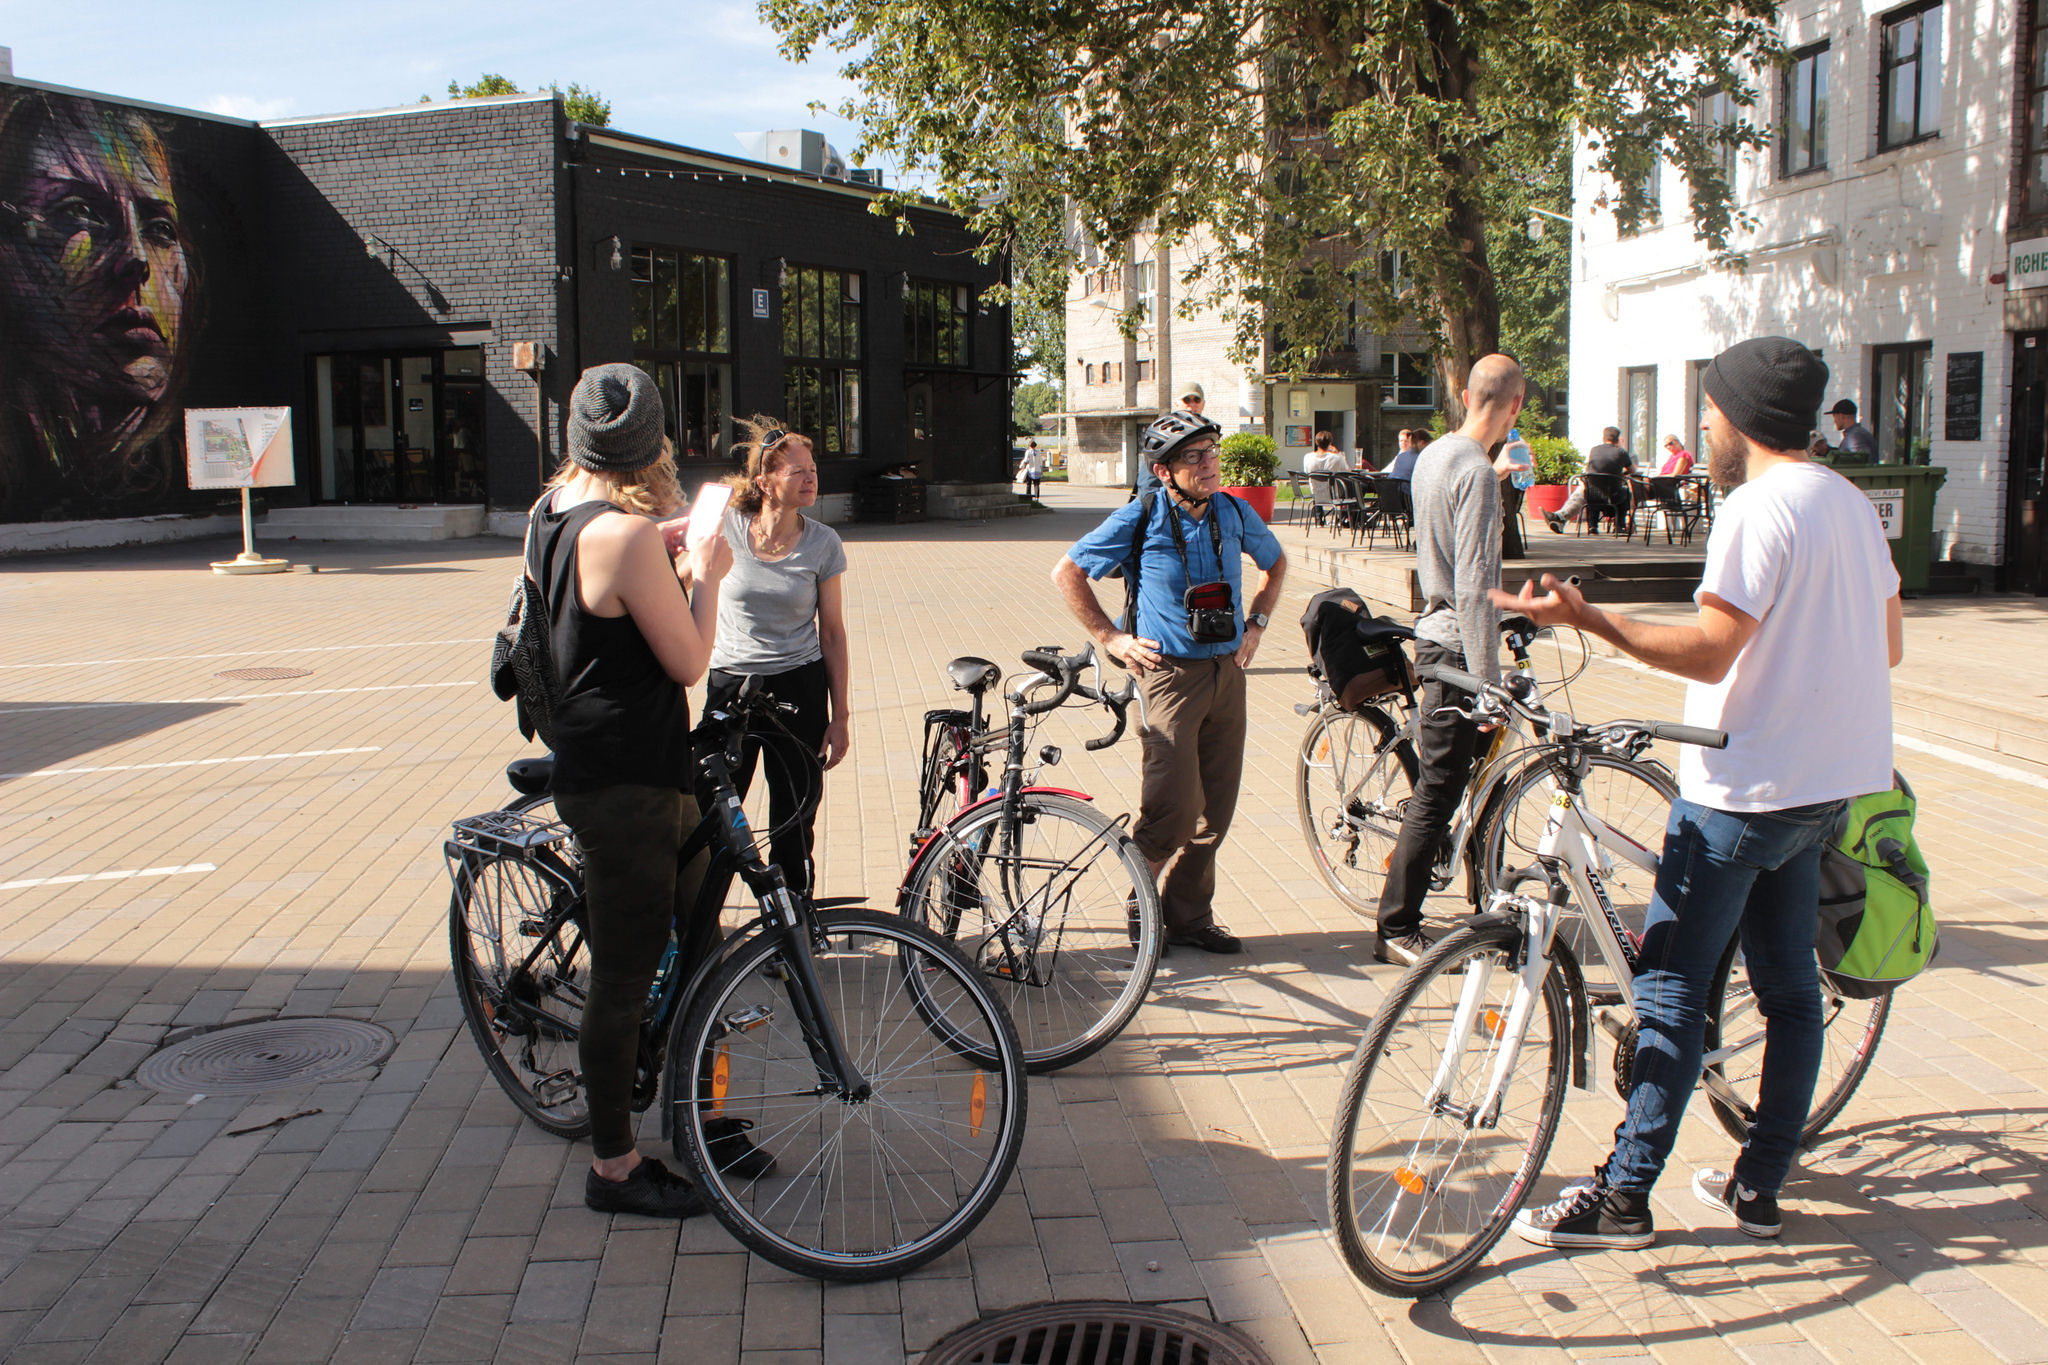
[0,80,1011,526]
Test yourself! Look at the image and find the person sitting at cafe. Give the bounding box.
[1543,427,1635,532]
[1657,434,1695,477]
[1304,431,1350,473]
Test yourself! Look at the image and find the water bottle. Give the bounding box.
[1504,427,1534,491]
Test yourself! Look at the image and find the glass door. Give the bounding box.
[311,348,486,503]
[2010,334,2048,594]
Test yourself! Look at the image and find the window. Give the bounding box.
[2024,3,2048,216]
[1687,358,1712,454]
[1084,363,1096,386]
[1135,359,1154,382]
[1780,42,1829,175]
[1879,2,1942,150]
[1380,250,1413,299]
[904,279,972,367]
[1383,352,1435,408]
[1695,88,1738,186]
[1873,342,1934,464]
[1134,260,1157,321]
[782,265,863,455]
[1623,365,1657,459]
[631,246,732,461]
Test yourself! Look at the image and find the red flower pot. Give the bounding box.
[1524,484,1569,517]
[1225,485,1277,521]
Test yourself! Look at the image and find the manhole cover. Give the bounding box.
[135,1018,395,1095]
[215,667,314,681]
[924,1303,1272,1365]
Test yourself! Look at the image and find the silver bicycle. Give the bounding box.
[1327,664,1891,1297]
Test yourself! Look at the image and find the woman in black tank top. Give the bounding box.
[531,365,746,1220]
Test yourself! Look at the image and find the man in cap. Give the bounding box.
[1053,409,1287,954]
[1499,337,1902,1249]
[1178,381,1206,417]
[1828,399,1878,459]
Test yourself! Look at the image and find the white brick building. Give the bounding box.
[1568,0,2048,590]
[1059,229,1438,486]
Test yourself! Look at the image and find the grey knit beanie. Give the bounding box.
[1701,337,1828,453]
[567,364,664,473]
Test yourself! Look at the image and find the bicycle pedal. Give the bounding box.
[1594,1006,1630,1042]
[724,1005,773,1033]
[516,919,548,937]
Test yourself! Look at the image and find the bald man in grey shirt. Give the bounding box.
[1373,354,1525,965]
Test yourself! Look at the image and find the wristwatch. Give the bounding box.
[1246,611,1270,630]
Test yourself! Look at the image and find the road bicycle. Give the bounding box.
[444,684,1027,1281]
[898,643,1158,1072]
[1296,615,1674,984]
[1326,664,1890,1296]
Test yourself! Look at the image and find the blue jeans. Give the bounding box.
[1604,796,1843,1197]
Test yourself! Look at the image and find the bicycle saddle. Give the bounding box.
[505,756,555,797]
[945,657,1001,695]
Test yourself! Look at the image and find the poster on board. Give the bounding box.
[185,408,294,489]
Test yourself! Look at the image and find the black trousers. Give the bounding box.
[703,657,830,896]
[553,784,711,1161]
[1375,642,1484,938]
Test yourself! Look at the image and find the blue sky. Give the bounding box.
[0,0,899,172]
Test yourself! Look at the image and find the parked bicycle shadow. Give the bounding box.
[1415,1106,2048,1352]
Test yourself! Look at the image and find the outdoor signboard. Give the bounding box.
[1863,486,1906,540]
[184,408,294,490]
[2010,237,2048,292]
[1945,352,1983,441]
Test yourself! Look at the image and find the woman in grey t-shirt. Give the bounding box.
[702,416,849,895]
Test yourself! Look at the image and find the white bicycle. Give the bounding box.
[1327,664,1892,1296]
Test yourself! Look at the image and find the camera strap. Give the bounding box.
[1164,487,1227,586]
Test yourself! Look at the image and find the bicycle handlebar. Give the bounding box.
[1079,676,1138,751]
[1017,643,1088,716]
[1417,662,1728,750]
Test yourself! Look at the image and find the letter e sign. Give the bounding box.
[752,288,771,319]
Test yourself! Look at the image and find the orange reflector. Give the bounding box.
[1315,740,1330,761]
[711,1045,730,1116]
[1483,1009,1506,1038]
[1394,1166,1426,1196]
[969,1073,988,1137]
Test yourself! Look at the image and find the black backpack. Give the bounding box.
[1299,587,1415,709]
[489,505,562,748]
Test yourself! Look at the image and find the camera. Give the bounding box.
[1183,581,1236,642]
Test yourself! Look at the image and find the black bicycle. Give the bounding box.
[898,643,1160,1072]
[444,684,1028,1281]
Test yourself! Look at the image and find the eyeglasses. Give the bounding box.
[1174,442,1220,465]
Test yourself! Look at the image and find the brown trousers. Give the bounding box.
[1133,654,1248,933]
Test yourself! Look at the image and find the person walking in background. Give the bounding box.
[528,364,750,1219]
[1500,336,1902,1250]
[1828,400,1878,459]
[1020,440,1047,501]
[1052,409,1287,956]
[1373,355,1524,965]
[704,416,852,899]
[1544,426,1635,532]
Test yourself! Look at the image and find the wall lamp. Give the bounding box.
[603,235,624,271]
[1526,207,1573,240]
[360,231,450,313]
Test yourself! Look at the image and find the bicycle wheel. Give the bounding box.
[1702,943,1890,1147]
[449,838,592,1138]
[666,908,1026,1281]
[1297,705,1417,915]
[899,793,1160,1072]
[1478,753,1675,992]
[1328,915,1569,1297]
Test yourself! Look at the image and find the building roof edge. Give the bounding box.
[0,74,256,126]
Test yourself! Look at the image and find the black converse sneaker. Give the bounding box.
[1692,1168,1781,1238]
[1512,1179,1655,1249]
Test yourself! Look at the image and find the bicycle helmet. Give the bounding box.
[1138,409,1222,469]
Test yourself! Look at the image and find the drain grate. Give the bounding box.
[923,1303,1272,1365]
[136,1018,395,1095]
[215,667,314,681]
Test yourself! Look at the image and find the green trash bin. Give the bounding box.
[1829,464,1947,595]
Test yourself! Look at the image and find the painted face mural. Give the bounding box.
[1,89,197,516]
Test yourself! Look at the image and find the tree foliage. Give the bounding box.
[434,74,612,126]
[1012,381,1062,436]
[764,0,1780,421]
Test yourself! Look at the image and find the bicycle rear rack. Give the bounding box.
[443,809,580,900]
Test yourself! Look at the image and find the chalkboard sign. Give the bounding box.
[1946,351,1983,441]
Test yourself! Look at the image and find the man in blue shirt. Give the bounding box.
[1053,411,1288,954]
[1384,428,1422,482]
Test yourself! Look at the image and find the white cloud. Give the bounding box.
[202,93,297,120]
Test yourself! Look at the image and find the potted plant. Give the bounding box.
[1522,436,1582,520]
[1219,432,1281,520]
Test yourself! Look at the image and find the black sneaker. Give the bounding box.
[1544,511,1565,534]
[704,1117,777,1180]
[1512,1179,1655,1249]
[1692,1168,1781,1238]
[585,1156,706,1219]
[1372,929,1435,966]
[1167,922,1244,954]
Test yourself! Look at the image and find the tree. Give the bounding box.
[763,0,1778,423]
[1013,381,1062,437]
[433,74,612,127]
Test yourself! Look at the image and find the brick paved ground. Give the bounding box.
[0,484,2043,1364]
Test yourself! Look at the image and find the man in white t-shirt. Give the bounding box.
[1491,336,1902,1250]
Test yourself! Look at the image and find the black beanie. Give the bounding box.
[1701,337,1829,452]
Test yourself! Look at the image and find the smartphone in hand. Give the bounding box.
[659,483,733,557]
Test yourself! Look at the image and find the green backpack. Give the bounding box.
[1815,772,1935,999]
